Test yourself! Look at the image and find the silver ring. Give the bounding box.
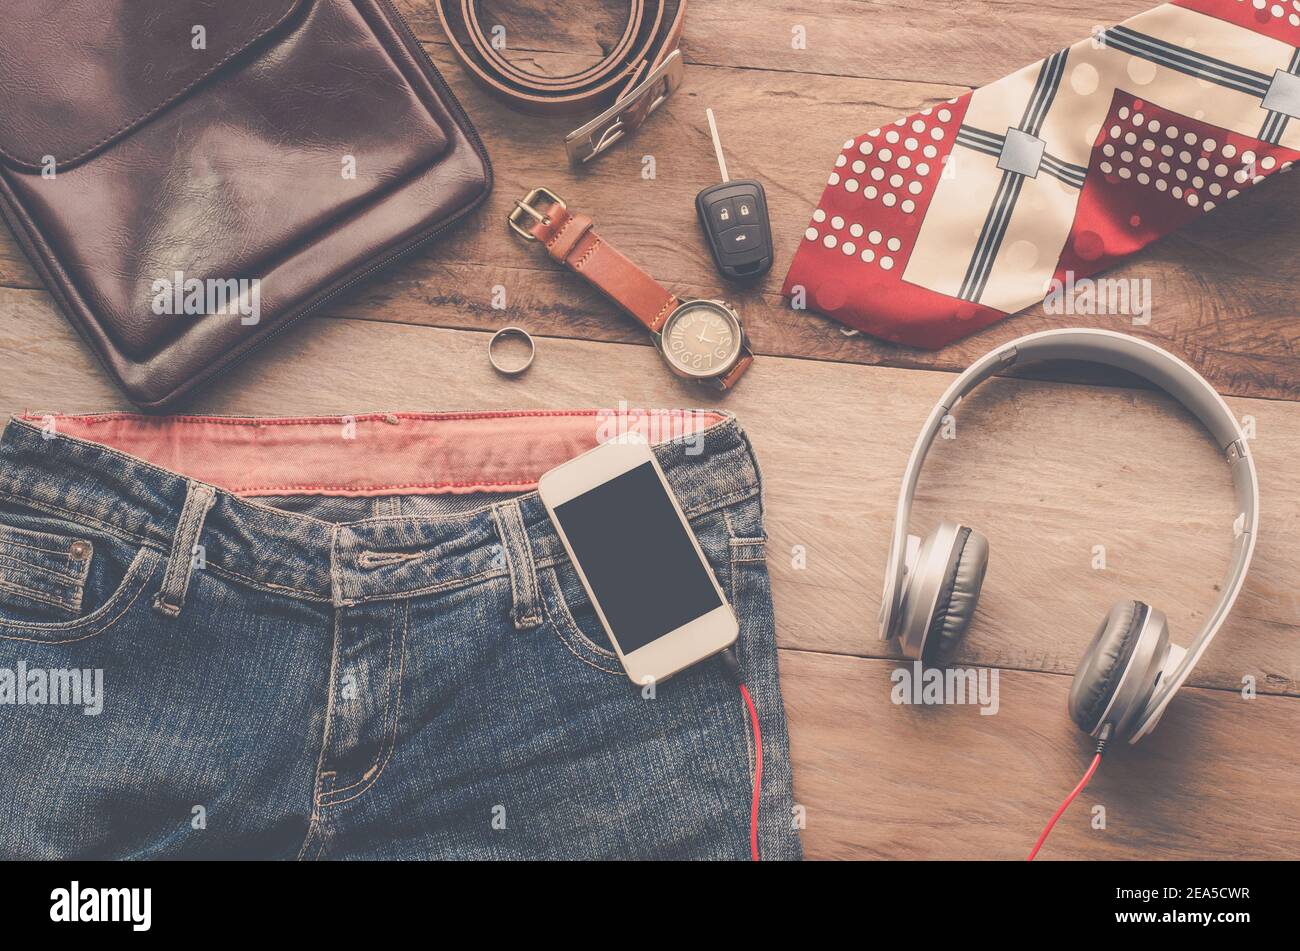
[488,326,535,376]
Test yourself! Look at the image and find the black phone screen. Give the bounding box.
[553,462,723,653]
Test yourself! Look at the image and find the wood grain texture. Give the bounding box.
[2,0,1299,860]
[784,652,1300,860]
[2,286,1299,861]
[2,1,1298,399]
[3,294,1296,857]
[398,0,1152,87]
[5,288,1296,699]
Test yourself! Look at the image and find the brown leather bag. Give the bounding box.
[0,0,491,409]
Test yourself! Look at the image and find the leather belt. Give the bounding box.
[433,0,687,164]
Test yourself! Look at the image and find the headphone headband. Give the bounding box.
[879,329,1259,742]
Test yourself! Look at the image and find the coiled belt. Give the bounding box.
[433,0,687,163]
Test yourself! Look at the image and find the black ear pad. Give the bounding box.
[1068,600,1149,733]
[921,526,989,663]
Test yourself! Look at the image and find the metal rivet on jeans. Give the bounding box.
[69,541,92,561]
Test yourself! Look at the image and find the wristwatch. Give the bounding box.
[509,188,754,390]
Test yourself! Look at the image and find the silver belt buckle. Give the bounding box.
[563,49,684,165]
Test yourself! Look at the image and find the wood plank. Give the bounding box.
[782,650,1300,860]
[2,0,1295,864]
[2,286,1297,858]
[2,287,1297,700]
[1,3,1297,399]
[396,0,1155,88]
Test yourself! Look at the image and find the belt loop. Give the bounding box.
[491,499,542,631]
[153,482,216,618]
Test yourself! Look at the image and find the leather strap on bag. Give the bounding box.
[433,0,687,163]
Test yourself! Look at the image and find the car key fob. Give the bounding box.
[696,109,773,283]
[696,180,773,282]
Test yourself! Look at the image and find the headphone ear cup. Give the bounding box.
[920,526,989,663]
[1069,600,1150,735]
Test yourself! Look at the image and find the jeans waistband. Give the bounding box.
[0,412,760,606]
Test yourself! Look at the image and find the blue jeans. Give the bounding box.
[0,411,800,860]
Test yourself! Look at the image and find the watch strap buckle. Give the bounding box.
[508,187,567,241]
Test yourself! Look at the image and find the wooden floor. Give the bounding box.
[2,0,1298,859]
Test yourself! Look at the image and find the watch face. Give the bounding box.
[660,301,743,378]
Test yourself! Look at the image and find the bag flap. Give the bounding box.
[0,0,305,172]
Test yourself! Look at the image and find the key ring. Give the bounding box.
[488,326,535,376]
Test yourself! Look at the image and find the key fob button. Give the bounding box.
[695,177,772,282]
[709,198,736,229]
[721,225,761,254]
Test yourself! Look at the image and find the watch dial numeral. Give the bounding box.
[664,305,739,376]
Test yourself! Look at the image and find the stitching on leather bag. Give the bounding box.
[0,1,307,170]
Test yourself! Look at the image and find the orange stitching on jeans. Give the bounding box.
[0,577,78,613]
[17,409,727,428]
[0,549,86,586]
[305,609,343,822]
[324,605,398,796]
[357,550,427,569]
[320,601,409,806]
[0,551,157,645]
[232,478,540,494]
[201,561,322,599]
[0,534,87,565]
[554,628,624,676]
[540,571,623,675]
[0,490,152,546]
[295,820,318,862]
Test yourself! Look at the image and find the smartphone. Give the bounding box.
[538,438,739,685]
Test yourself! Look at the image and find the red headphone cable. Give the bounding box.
[721,649,763,862]
[1027,725,1111,861]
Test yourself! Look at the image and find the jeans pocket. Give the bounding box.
[0,524,94,621]
[537,561,625,677]
[0,514,163,644]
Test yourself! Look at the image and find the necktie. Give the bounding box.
[782,0,1300,347]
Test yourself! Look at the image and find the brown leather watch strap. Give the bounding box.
[529,198,678,333]
[433,0,686,117]
[517,193,754,390]
[716,352,753,391]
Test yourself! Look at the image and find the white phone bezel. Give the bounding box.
[537,437,738,686]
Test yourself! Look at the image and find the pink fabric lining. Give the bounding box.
[24,410,725,497]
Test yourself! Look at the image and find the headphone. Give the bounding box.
[879,329,1259,744]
